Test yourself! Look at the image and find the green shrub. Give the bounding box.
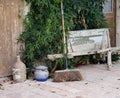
[18,0,108,71]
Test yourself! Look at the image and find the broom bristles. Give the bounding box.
[53,69,83,82]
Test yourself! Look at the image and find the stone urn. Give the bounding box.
[34,66,49,82]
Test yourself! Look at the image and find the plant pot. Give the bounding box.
[34,66,49,82]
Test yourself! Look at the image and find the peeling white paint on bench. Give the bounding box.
[47,28,120,70]
[48,28,110,57]
[67,28,110,55]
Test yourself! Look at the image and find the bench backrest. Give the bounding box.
[67,28,111,55]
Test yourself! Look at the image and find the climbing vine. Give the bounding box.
[18,0,107,69]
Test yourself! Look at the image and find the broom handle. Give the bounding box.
[61,1,68,69]
[61,0,66,54]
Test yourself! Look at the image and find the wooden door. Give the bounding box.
[103,0,116,47]
[0,0,24,77]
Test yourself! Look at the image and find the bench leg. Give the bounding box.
[107,51,112,70]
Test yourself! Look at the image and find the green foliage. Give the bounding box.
[71,0,108,30]
[112,53,120,62]
[18,0,108,69]
[19,0,64,68]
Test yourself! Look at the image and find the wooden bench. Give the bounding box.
[47,28,120,69]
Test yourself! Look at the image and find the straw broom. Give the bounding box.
[53,0,83,82]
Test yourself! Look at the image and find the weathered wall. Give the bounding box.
[0,0,24,77]
[116,0,120,46]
